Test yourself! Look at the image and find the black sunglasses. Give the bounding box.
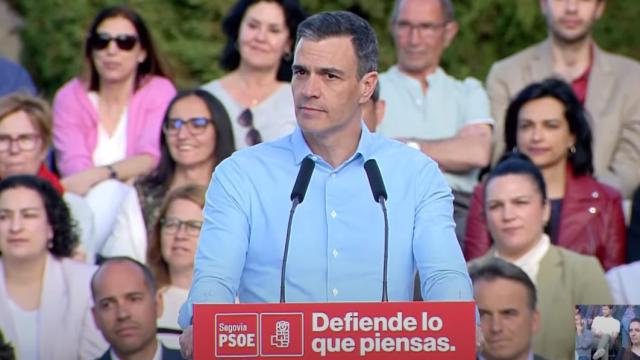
[90,33,139,51]
[238,109,262,146]
[163,117,212,135]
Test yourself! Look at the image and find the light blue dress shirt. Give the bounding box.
[377,66,493,193]
[178,124,474,328]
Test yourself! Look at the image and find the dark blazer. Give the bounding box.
[97,344,183,360]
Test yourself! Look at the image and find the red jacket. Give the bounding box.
[463,167,626,270]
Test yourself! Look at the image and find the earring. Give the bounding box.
[282,51,292,62]
[511,146,519,153]
[47,241,53,249]
[569,145,576,154]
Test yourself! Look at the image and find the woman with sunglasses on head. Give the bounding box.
[0,175,108,359]
[103,90,234,261]
[52,5,176,261]
[146,185,206,350]
[465,78,626,271]
[202,0,307,148]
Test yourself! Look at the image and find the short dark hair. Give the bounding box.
[391,0,456,23]
[469,257,538,310]
[220,0,308,81]
[84,5,171,91]
[296,11,378,79]
[0,175,78,258]
[90,256,157,301]
[139,89,235,194]
[504,78,594,176]
[484,152,548,203]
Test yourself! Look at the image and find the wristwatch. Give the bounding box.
[106,165,118,180]
[406,140,420,151]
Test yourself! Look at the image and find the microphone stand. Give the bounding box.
[280,197,300,303]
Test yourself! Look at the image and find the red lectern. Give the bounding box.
[193,301,476,359]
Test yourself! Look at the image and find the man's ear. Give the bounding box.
[155,291,164,319]
[359,72,379,105]
[531,308,541,334]
[443,21,459,48]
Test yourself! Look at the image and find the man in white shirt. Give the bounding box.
[591,304,621,359]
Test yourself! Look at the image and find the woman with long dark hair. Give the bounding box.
[465,78,625,270]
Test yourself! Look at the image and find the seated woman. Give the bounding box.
[0,93,93,261]
[465,78,626,270]
[52,5,176,260]
[467,153,612,360]
[203,0,306,148]
[616,317,640,360]
[146,185,206,350]
[103,89,234,260]
[0,175,107,359]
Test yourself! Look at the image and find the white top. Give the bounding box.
[591,316,621,336]
[157,285,189,350]
[201,80,297,149]
[497,234,551,285]
[88,92,128,166]
[8,299,40,360]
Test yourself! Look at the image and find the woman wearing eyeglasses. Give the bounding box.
[52,5,176,261]
[146,185,206,350]
[103,90,234,261]
[202,0,307,148]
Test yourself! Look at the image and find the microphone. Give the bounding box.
[364,159,390,302]
[280,157,315,303]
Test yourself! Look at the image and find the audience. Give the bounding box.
[466,153,612,360]
[465,79,626,270]
[0,93,95,261]
[103,90,233,261]
[377,0,493,243]
[0,57,36,97]
[52,5,176,261]
[0,175,107,359]
[202,0,307,148]
[617,317,640,360]
[470,258,547,360]
[91,257,182,360]
[147,185,206,350]
[486,0,640,198]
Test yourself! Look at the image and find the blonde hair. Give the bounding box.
[0,93,53,147]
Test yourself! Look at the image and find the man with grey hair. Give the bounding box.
[178,10,474,358]
[378,0,494,245]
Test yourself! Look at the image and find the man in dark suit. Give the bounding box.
[470,258,549,360]
[91,257,182,360]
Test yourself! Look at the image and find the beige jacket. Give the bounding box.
[469,245,613,360]
[486,39,640,197]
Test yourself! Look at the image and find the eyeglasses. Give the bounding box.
[160,217,203,236]
[238,109,262,146]
[163,117,212,136]
[0,133,41,152]
[90,33,139,51]
[393,21,448,37]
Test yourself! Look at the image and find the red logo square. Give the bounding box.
[260,313,304,357]
[215,313,259,357]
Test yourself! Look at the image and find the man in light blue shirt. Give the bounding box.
[178,10,474,358]
[378,0,493,244]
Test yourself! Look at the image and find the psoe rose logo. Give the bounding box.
[261,313,304,357]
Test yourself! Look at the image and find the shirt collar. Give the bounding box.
[110,341,162,360]
[478,350,534,360]
[389,65,445,85]
[290,122,375,167]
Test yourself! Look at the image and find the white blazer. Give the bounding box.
[0,254,108,359]
[606,261,640,304]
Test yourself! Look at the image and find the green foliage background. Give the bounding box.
[9,0,640,99]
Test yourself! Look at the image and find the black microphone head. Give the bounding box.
[290,157,315,203]
[364,159,388,203]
